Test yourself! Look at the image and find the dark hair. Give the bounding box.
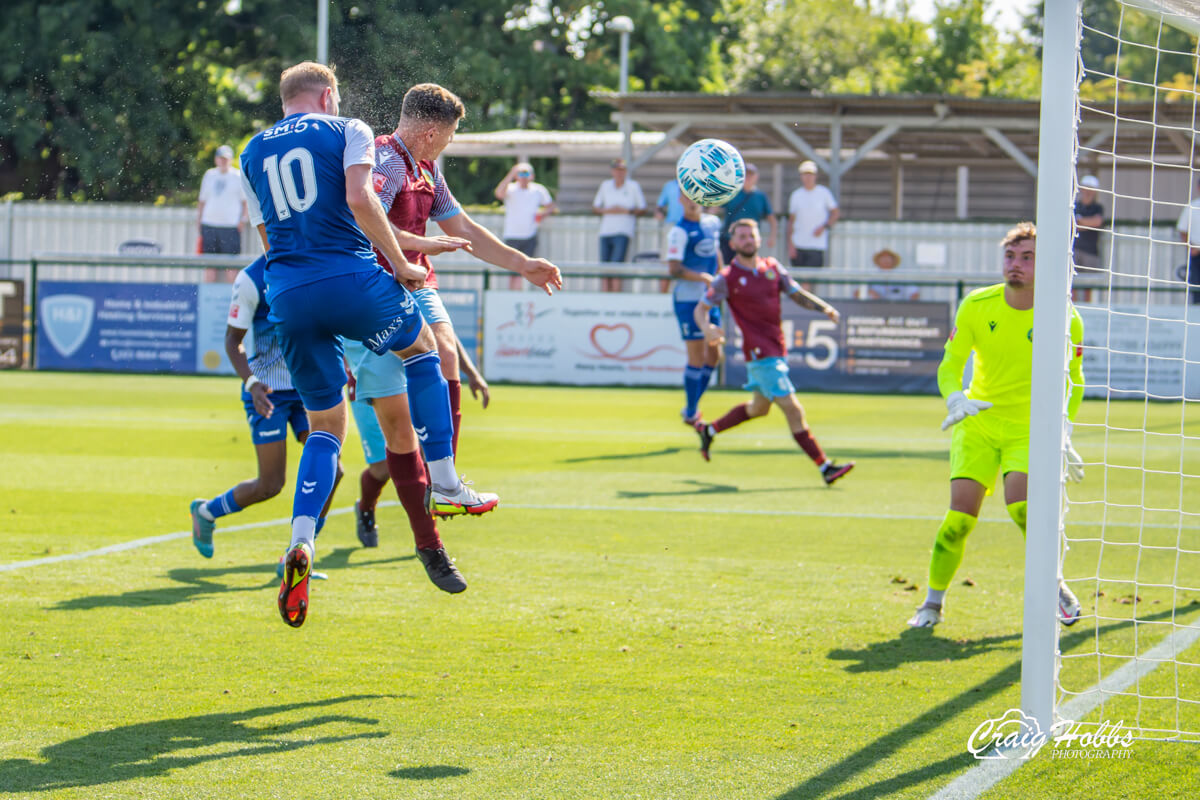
[400,83,465,126]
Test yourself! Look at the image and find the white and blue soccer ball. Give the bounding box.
[676,138,746,207]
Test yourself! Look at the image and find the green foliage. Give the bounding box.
[0,0,301,201]
[1026,0,1199,101]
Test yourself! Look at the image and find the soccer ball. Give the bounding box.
[676,139,746,207]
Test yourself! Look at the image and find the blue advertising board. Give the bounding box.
[36,280,479,376]
[439,288,480,356]
[722,299,950,395]
[37,281,199,372]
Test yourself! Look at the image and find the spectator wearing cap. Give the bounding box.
[495,161,557,289]
[197,144,248,256]
[716,163,777,264]
[495,161,556,257]
[786,160,839,268]
[592,157,647,291]
[867,248,919,302]
[1074,174,1105,274]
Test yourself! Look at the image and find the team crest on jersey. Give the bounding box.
[372,173,387,194]
[765,269,776,281]
[1027,328,1033,341]
[418,165,435,185]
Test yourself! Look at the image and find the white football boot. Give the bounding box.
[908,602,944,628]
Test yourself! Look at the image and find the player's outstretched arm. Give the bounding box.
[345,164,427,286]
[786,283,839,323]
[438,211,563,296]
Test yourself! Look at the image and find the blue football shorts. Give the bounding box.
[270,269,425,411]
[743,356,796,400]
[242,387,309,445]
[674,300,721,341]
[348,396,388,465]
[340,287,451,401]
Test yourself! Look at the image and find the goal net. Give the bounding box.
[1029,0,1200,742]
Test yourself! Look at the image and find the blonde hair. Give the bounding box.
[280,62,337,105]
[730,218,760,236]
[1002,221,1036,248]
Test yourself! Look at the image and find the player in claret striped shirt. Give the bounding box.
[691,219,855,486]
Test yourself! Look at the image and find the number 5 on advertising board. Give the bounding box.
[786,318,838,370]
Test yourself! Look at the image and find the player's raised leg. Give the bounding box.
[772,392,854,485]
[371,391,467,593]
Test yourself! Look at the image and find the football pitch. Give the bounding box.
[2,371,1198,799]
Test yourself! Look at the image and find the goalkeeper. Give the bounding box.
[909,222,1086,628]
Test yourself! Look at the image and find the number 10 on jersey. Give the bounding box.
[263,148,318,219]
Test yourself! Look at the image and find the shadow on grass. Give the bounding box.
[390,764,471,780]
[828,627,1023,673]
[778,606,1192,799]
[0,694,396,793]
[48,547,414,611]
[616,480,813,500]
[561,446,684,463]
[717,446,945,462]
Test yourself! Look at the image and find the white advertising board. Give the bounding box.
[483,291,685,386]
[1078,304,1200,400]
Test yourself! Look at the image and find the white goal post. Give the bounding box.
[1026,0,1200,741]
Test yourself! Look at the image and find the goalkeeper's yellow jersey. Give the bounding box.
[937,283,1085,422]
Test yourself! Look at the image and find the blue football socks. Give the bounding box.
[291,430,342,549]
[402,351,455,463]
[204,488,243,520]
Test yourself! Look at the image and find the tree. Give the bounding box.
[0,0,304,201]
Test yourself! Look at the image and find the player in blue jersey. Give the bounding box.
[239,62,496,628]
[188,255,342,578]
[667,191,724,426]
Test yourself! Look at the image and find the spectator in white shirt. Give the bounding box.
[786,160,839,268]
[1177,175,1200,304]
[592,157,647,291]
[495,162,556,289]
[197,144,248,256]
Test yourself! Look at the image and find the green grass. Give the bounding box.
[1,371,1198,799]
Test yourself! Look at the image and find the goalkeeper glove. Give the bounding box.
[1064,424,1084,483]
[941,391,993,431]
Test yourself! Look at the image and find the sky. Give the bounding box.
[903,0,1038,37]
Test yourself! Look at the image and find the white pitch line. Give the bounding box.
[2,501,1196,574]
[928,621,1200,800]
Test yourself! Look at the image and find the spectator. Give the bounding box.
[786,160,839,268]
[1179,176,1200,304]
[592,157,647,291]
[867,248,919,301]
[197,144,247,256]
[495,162,556,289]
[1074,174,1105,272]
[717,163,777,264]
[655,177,685,227]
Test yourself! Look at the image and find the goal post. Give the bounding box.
[1028,0,1200,742]
[1023,0,1082,735]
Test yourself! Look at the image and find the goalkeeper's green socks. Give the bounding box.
[1007,501,1027,536]
[927,509,978,596]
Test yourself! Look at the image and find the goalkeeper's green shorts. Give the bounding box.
[949,412,1029,493]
